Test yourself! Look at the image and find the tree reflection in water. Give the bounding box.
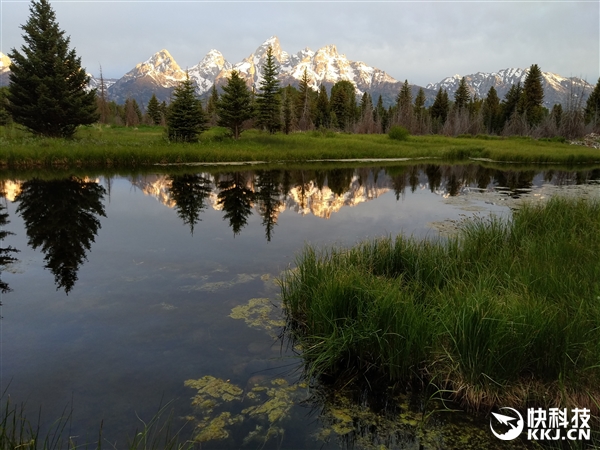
[168,173,213,235]
[15,177,106,294]
[217,172,254,236]
[0,202,19,294]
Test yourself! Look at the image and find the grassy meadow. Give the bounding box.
[281,196,600,415]
[1,124,600,168]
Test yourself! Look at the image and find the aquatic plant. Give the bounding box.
[281,196,600,415]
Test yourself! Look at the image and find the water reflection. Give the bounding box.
[217,172,255,236]
[0,203,19,294]
[15,177,106,294]
[255,170,283,241]
[167,173,212,235]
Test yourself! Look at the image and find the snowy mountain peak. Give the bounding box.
[426,67,592,108]
[123,48,185,87]
[188,49,232,95]
[0,52,11,70]
[0,52,12,86]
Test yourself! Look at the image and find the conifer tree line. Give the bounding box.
[2,0,599,141]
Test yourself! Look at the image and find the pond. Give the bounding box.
[1,162,599,449]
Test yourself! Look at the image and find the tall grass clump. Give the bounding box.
[388,126,410,141]
[281,196,600,414]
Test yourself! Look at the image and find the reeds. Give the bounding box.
[0,396,194,450]
[281,197,600,413]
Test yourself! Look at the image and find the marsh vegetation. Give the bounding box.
[281,197,600,415]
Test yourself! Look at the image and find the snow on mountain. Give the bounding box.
[0,52,11,86]
[106,49,187,105]
[214,37,400,101]
[188,50,232,96]
[87,75,117,91]
[427,68,593,108]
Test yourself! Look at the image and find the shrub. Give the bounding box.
[388,126,410,141]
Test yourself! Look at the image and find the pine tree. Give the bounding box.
[0,87,12,126]
[430,88,449,124]
[315,84,330,129]
[7,0,98,137]
[396,80,413,125]
[551,103,563,129]
[414,88,426,119]
[296,68,314,131]
[454,77,470,111]
[501,82,523,128]
[282,85,297,134]
[217,70,254,140]
[584,77,600,125]
[97,66,110,125]
[256,46,281,133]
[482,86,501,134]
[330,80,356,131]
[522,64,545,126]
[206,84,219,126]
[166,73,206,142]
[147,93,162,125]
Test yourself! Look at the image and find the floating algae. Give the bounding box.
[185,375,308,445]
[242,378,308,423]
[181,273,260,292]
[229,298,285,336]
[313,388,529,450]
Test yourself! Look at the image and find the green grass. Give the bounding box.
[281,196,600,414]
[2,124,599,168]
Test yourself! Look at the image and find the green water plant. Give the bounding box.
[281,196,600,415]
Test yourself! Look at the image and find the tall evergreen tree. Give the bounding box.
[217,70,254,139]
[7,0,98,137]
[0,87,12,126]
[396,79,413,124]
[256,46,281,133]
[482,86,501,134]
[296,68,314,130]
[166,73,206,142]
[501,82,523,128]
[315,84,330,129]
[414,88,426,119]
[282,85,297,134]
[454,77,470,111]
[330,80,356,131]
[206,84,219,126]
[430,88,449,124]
[522,64,545,126]
[584,77,600,125]
[146,93,162,125]
[374,95,388,132]
[97,66,110,125]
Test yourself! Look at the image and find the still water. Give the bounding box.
[0,163,599,449]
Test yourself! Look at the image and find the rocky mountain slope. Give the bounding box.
[427,68,593,109]
[1,42,594,110]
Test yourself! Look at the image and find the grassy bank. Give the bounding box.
[1,125,599,168]
[281,196,600,414]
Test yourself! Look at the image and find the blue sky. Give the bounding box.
[1,0,598,86]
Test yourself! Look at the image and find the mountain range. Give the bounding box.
[0,36,594,110]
